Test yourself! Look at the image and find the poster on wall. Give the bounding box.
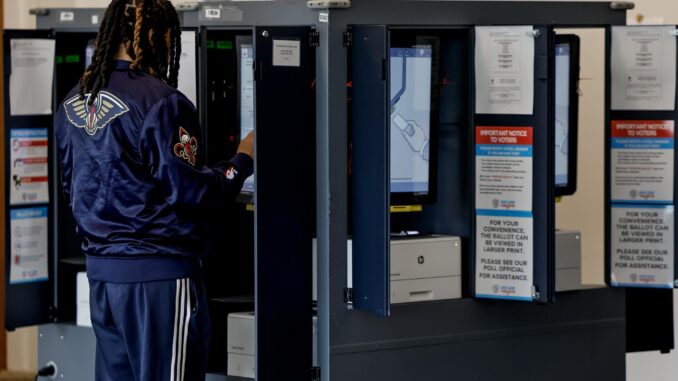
[474,26,535,115]
[610,120,674,204]
[610,205,674,288]
[9,128,49,205]
[475,126,535,301]
[611,26,677,111]
[9,207,49,285]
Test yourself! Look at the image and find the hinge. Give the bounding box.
[610,1,635,10]
[310,31,320,47]
[343,31,352,47]
[343,287,353,304]
[311,366,321,381]
[29,8,50,16]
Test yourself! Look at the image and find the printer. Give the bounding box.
[227,312,318,379]
[555,229,582,292]
[344,235,462,304]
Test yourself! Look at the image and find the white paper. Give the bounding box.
[273,40,300,67]
[611,26,677,111]
[475,126,533,212]
[9,39,56,116]
[178,30,198,107]
[475,26,535,115]
[476,214,534,300]
[611,120,674,204]
[9,129,49,205]
[10,207,48,285]
[611,205,674,288]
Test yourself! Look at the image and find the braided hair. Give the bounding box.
[79,0,182,105]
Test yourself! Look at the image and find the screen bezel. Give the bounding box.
[554,34,580,197]
[388,34,440,206]
[236,35,255,200]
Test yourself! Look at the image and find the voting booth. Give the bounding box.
[3,3,317,381]
[3,1,677,381]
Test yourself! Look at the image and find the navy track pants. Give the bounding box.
[89,278,211,381]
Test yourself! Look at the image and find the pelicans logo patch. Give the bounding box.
[63,91,129,136]
[174,127,198,166]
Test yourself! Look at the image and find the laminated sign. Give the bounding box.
[611,120,674,204]
[610,120,676,288]
[475,126,534,301]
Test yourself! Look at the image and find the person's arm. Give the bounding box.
[139,93,253,209]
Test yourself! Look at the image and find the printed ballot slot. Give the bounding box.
[606,26,678,291]
[472,25,553,303]
[350,26,472,315]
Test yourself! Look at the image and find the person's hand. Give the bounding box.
[238,131,254,159]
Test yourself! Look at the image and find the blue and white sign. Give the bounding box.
[611,120,674,204]
[611,205,674,288]
[9,207,49,284]
[475,126,535,301]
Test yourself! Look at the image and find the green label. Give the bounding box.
[206,40,215,49]
[216,41,233,50]
[65,55,81,63]
[55,56,63,64]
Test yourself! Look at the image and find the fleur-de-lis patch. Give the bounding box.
[173,127,198,166]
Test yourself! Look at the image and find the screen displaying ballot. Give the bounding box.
[240,43,255,194]
[389,46,432,195]
[555,43,570,189]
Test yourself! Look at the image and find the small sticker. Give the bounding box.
[91,15,99,25]
[60,11,75,22]
[205,8,221,19]
[225,167,239,180]
[319,12,329,23]
[273,40,301,68]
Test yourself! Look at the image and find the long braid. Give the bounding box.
[167,1,181,88]
[78,0,183,102]
[88,2,127,105]
[131,0,145,70]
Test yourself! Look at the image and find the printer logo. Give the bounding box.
[629,189,638,199]
[492,284,499,294]
[417,255,425,265]
[630,273,638,282]
[492,199,500,208]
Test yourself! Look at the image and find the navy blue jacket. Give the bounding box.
[54,60,253,283]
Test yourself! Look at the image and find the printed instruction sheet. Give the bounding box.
[475,26,535,115]
[611,26,677,111]
[9,39,56,116]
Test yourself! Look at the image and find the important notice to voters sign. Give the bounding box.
[9,128,49,205]
[611,120,674,204]
[475,126,535,301]
[611,205,674,288]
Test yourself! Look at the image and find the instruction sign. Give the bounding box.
[476,213,534,300]
[474,26,535,115]
[9,207,48,284]
[9,128,49,205]
[475,126,534,301]
[611,205,674,288]
[611,120,674,204]
[273,40,300,67]
[611,26,677,111]
[475,126,533,212]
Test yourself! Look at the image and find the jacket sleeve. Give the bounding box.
[138,93,253,209]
